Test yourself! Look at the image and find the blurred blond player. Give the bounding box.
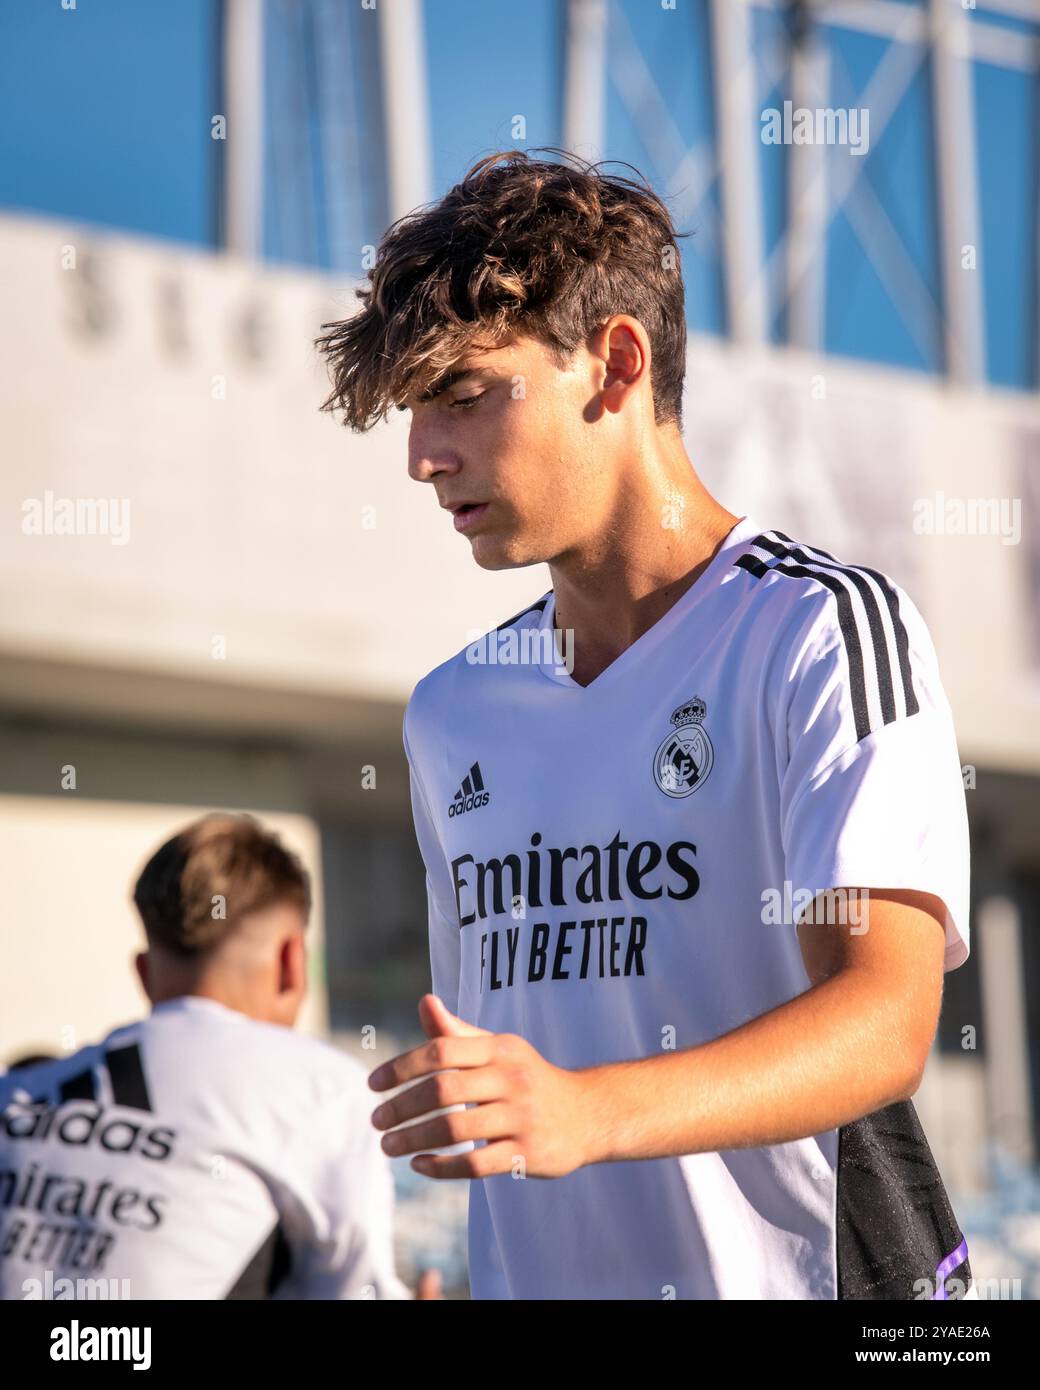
[0,814,413,1300]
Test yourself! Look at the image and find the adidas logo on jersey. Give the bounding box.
[0,1099,174,1161]
[448,761,490,818]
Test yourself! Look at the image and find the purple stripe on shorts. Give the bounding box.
[933,1237,970,1299]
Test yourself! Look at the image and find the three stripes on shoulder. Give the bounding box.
[735,531,920,744]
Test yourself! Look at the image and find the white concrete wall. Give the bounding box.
[0,214,547,707]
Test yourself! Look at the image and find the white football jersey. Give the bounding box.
[0,996,408,1300]
[404,514,973,1300]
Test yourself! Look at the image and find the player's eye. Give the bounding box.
[449,393,484,410]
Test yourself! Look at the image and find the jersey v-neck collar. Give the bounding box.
[533,513,760,692]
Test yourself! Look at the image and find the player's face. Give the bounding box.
[406,334,618,570]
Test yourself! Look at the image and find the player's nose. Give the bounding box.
[407,425,462,484]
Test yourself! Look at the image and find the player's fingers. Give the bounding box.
[415,1268,443,1300]
[368,1034,497,1091]
[419,993,489,1039]
[380,1102,515,1157]
[411,1140,518,1180]
[371,1067,506,1129]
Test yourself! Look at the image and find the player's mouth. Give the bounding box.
[448,501,490,534]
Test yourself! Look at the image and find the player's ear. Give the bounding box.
[597,316,649,417]
[279,931,307,1000]
[133,950,152,1001]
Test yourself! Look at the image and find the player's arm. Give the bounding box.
[368,887,945,1177]
[587,885,947,1161]
[403,701,462,1016]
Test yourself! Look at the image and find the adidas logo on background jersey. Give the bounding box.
[448,762,490,818]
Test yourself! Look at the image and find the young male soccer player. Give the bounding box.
[317,150,974,1300]
[0,815,409,1300]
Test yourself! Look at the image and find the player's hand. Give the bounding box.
[369,995,591,1179]
[415,1268,443,1299]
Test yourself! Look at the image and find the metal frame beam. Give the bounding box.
[587,0,1035,382]
[223,0,265,257]
[757,0,1039,69]
[563,0,609,163]
[930,0,986,383]
[377,0,432,224]
[786,17,831,349]
[978,897,1036,1167]
[709,0,768,343]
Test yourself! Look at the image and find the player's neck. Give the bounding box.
[547,448,740,685]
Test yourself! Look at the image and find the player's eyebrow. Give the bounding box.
[397,369,481,410]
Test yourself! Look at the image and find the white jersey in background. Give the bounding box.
[0,996,408,1300]
[404,514,973,1300]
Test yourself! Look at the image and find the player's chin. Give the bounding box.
[468,531,543,571]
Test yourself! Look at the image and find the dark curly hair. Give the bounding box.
[315,147,690,433]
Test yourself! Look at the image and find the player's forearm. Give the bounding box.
[576,969,927,1165]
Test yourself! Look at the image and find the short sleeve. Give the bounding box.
[778,586,970,971]
[403,701,462,1015]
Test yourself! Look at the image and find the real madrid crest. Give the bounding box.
[652,696,714,798]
